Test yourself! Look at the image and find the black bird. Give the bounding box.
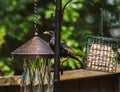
[43,31,84,68]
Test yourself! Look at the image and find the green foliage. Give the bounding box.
[0,0,120,75]
[0,26,6,46]
[0,0,33,76]
[0,58,14,76]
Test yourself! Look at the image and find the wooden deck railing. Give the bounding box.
[0,65,120,92]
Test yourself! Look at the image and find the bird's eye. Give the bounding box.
[50,32,53,34]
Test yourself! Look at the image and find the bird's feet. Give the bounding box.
[59,59,68,75]
[60,61,64,75]
[60,64,63,75]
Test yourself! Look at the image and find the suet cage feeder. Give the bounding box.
[84,8,120,73]
[84,35,119,72]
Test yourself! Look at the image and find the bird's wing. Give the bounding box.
[61,41,75,54]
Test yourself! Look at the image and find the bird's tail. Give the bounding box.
[71,54,85,68]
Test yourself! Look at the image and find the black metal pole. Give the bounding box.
[54,0,62,92]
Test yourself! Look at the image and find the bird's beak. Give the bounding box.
[43,31,50,35]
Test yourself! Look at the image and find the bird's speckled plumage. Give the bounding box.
[43,31,84,68]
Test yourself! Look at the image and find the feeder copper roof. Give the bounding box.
[11,33,54,59]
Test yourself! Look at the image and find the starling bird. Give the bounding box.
[43,31,84,68]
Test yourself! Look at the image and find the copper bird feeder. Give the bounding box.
[11,32,54,59]
[11,32,54,92]
[11,0,54,92]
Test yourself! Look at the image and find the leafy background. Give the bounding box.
[0,0,120,76]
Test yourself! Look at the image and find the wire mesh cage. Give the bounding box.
[84,8,120,72]
[84,35,119,72]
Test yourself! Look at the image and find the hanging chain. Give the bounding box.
[98,8,104,36]
[34,0,39,35]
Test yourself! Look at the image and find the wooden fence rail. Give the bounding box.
[1,65,120,92]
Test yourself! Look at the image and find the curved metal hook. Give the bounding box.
[61,0,72,21]
[62,0,104,16]
[62,0,72,13]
